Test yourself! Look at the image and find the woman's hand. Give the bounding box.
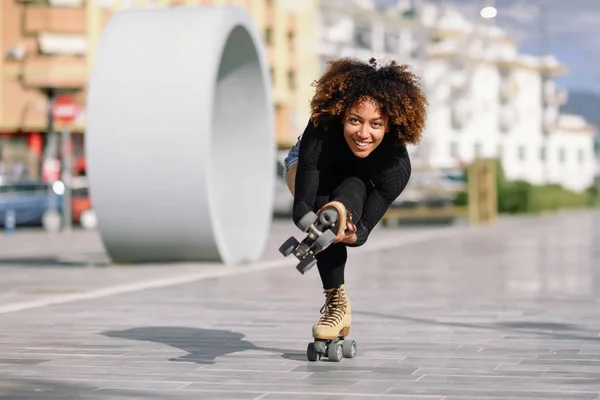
[334,221,357,244]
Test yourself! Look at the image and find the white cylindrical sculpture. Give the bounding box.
[85,6,275,265]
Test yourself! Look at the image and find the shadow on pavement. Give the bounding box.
[102,326,306,364]
[0,377,159,400]
[0,254,110,268]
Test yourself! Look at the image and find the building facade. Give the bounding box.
[317,0,598,192]
[0,0,318,182]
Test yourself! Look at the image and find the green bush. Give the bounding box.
[453,158,595,214]
[525,184,590,213]
[453,190,468,207]
[587,185,600,206]
[498,180,531,214]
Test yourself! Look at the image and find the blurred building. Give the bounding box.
[317,0,598,193]
[0,0,319,182]
[318,0,417,68]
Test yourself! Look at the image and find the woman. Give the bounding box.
[283,57,427,344]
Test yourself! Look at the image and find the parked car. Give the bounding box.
[390,169,464,224]
[0,181,63,227]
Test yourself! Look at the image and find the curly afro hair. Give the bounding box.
[310,57,428,146]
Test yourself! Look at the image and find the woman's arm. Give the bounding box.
[346,149,412,247]
[292,119,323,226]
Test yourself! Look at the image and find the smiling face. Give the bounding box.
[342,97,389,158]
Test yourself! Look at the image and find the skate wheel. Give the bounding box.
[328,341,343,362]
[307,342,319,362]
[342,340,357,358]
[279,237,299,257]
[297,211,318,232]
[319,208,339,226]
[296,256,317,275]
[314,229,336,251]
[313,340,327,354]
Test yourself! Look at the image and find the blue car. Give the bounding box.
[0,181,63,227]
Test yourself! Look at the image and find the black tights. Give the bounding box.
[313,177,367,289]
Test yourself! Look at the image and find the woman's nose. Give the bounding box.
[356,125,370,139]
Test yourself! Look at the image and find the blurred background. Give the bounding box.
[0,0,599,232]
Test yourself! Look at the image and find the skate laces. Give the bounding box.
[345,210,354,231]
[317,287,348,327]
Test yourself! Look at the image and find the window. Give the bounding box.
[288,70,296,90]
[474,143,482,158]
[540,147,546,161]
[518,146,526,161]
[384,30,399,54]
[287,30,295,52]
[578,148,584,164]
[354,23,372,50]
[559,147,566,163]
[264,28,273,45]
[450,142,459,158]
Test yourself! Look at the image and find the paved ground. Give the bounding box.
[0,220,462,310]
[0,211,599,399]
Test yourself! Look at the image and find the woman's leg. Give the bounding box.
[285,164,297,195]
[314,177,367,289]
[283,137,301,195]
[315,242,347,289]
[311,177,367,341]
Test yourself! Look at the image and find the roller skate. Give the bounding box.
[279,201,349,275]
[306,284,357,362]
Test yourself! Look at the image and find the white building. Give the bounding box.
[542,114,598,191]
[317,0,598,193]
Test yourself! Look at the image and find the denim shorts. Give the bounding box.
[283,136,301,180]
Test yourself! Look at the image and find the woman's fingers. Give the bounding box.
[346,222,356,234]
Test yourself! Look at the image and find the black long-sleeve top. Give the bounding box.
[292,119,412,247]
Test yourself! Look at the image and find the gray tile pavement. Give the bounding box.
[0,219,464,309]
[0,211,598,399]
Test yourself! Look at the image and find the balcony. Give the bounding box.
[22,55,87,89]
[538,54,568,77]
[25,6,86,35]
[426,40,458,59]
[552,114,595,134]
[543,81,568,106]
[18,0,83,4]
[37,32,87,56]
[264,0,274,27]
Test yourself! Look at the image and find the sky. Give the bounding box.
[376,0,600,95]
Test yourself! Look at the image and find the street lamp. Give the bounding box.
[480,6,497,19]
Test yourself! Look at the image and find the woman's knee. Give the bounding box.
[331,177,367,216]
